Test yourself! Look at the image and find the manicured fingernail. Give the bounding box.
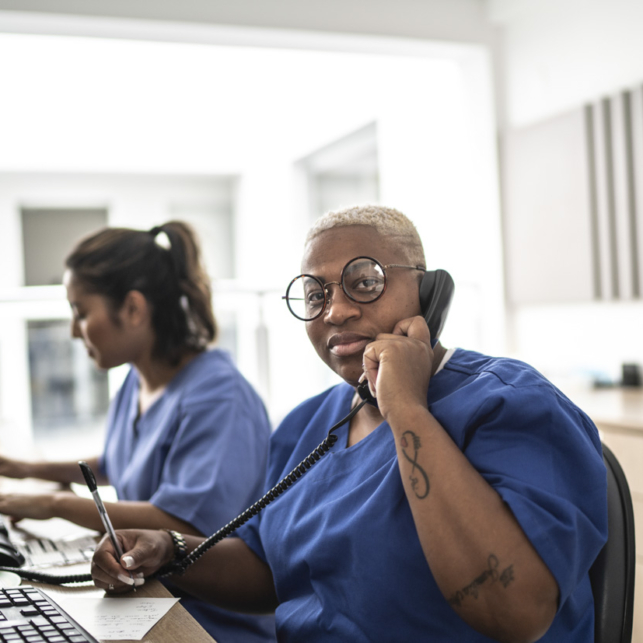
[134,577,145,586]
[117,573,135,586]
[122,555,135,568]
[135,572,144,579]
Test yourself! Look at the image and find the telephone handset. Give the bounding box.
[419,268,455,341]
[0,270,454,585]
[356,268,455,406]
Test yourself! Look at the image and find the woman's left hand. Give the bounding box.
[0,490,73,522]
[362,315,435,420]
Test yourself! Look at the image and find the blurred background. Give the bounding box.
[0,2,643,611]
[0,0,508,456]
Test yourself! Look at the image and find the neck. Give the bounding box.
[134,350,200,395]
[431,341,447,377]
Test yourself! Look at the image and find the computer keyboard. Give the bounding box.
[0,586,98,642]
[17,536,96,569]
[0,515,95,569]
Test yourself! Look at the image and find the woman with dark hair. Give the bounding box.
[0,221,276,643]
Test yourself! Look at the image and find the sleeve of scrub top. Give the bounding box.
[452,384,608,608]
[148,394,270,537]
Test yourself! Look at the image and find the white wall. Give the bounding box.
[490,0,643,386]
[490,0,643,128]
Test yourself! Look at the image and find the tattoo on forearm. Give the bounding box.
[448,554,515,608]
[400,431,430,499]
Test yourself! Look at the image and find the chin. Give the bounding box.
[333,361,362,388]
[319,348,363,387]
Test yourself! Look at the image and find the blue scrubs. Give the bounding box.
[101,349,276,643]
[238,348,607,642]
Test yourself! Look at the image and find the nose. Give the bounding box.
[323,283,361,324]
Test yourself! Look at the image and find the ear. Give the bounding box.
[119,290,150,328]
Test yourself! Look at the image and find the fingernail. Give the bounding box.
[135,572,144,579]
[117,573,135,586]
[122,555,135,569]
[134,577,145,586]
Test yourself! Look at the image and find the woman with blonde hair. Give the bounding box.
[90,207,606,642]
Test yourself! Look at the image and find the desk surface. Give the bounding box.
[7,518,215,643]
[28,579,216,643]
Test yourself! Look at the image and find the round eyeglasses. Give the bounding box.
[283,256,425,321]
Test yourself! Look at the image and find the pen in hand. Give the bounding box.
[78,460,137,590]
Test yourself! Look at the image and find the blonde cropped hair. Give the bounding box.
[306,205,426,267]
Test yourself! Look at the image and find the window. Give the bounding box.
[299,123,379,223]
[28,319,109,436]
[21,208,107,286]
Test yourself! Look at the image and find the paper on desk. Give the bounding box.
[56,596,180,640]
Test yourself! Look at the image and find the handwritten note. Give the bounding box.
[56,596,180,640]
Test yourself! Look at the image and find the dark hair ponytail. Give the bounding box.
[65,220,217,366]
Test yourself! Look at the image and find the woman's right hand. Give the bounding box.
[91,529,174,593]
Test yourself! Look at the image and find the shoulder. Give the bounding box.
[270,384,351,453]
[435,349,600,448]
[443,348,552,389]
[173,349,261,405]
[276,384,351,430]
[439,348,573,409]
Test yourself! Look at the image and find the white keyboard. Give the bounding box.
[0,515,96,569]
[16,535,96,568]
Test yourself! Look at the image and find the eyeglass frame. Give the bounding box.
[282,255,426,321]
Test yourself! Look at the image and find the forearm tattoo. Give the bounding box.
[400,430,430,499]
[448,554,515,608]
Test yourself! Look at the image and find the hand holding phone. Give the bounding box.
[360,316,435,417]
[358,269,454,408]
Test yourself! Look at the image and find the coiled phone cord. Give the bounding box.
[0,397,368,585]
[157,396,367,577]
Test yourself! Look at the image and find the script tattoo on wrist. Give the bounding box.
[448,554,515,608]
[400,430,430,499]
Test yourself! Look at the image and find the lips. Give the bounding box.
[328,333,372,357]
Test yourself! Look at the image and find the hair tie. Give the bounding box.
[149,226,171,250]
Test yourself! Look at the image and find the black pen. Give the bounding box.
[78,460,136,588]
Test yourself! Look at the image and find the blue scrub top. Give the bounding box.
[101,348,276,643]
[238,348,607,642]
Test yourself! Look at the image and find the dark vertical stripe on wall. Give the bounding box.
[602,97,620,298]
[623,91,641,297]
[585,104,602,299]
